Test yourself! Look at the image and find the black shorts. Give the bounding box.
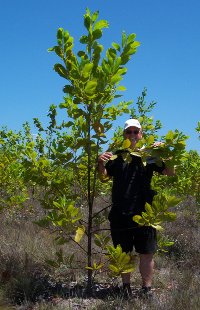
[110,216,157,254]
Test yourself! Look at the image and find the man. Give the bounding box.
[97,119,174,296]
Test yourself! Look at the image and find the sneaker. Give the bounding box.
[122,283,132,298]
[138,286,153,298]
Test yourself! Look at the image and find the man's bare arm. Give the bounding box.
[152,142,176,177]
[162,166,176,176]
[97,152,113,181]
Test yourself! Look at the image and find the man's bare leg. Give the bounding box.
[121,272,132,295]
[121,272,131,285]
[139,253,154,287]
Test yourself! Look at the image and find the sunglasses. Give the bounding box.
[125,129,140,135]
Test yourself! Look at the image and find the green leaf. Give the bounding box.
[117,86,126,91]
[93,122,104,134]
[107,48,117,59]
[161,212,176,221]
[127,33,136,44]
[106,245,135,276]
[77,50,87,58]
[130,41,140,50]
[94,238,101,247]
[85,266,93,270]
[146,135,155,145]
[92,11,99,22]
[122,152,132,163]
[63,31,70,43]
[145,203,153,216]
[122,139,131,149]
[82,63,94,78]
[110,155,118,160]
[85,80,97,95]
[151,224,163,231]
[48,46,55,52]
[80,35,88,44]
[93,263,104,270]
[94,20,109,30]
[120,55,130,65]
[54,64,68,78]
[112,42,121,51]
[129,151,141,157]
[122,267,135,274]
[102,61,111,74]
[74,226,85,243]
[54,46,63,58]
[165,130,174,142]
[57,28,63,46]
[122,31,127,48]
[109,265,119,273]
[63,85,74,94]
[92,29,102,40]
[117,68,127,75]
[84,15,91,31]
[110,74,122,84]
[166,196,181,207]
[132,215,144,225]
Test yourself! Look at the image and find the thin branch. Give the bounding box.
[91,227,111,234]
[69,236,88,254]
[92,204,112,219]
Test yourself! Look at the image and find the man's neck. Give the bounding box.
[130,142,137,149]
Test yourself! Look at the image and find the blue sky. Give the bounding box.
[0,0,199,151]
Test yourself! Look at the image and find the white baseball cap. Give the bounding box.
[124,119,141,130]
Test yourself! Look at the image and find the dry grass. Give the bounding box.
[0,197,199,309]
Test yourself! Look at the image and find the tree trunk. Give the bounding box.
[86,108,93,293]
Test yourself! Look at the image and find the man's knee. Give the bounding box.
[139,253,154,263]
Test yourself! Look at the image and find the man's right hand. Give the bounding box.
[98,152,113,165]
[97,152,113,182]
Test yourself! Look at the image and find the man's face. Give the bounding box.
[124,126,142,145]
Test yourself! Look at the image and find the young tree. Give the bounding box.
[44,8,140,290]
[0,125,30,212]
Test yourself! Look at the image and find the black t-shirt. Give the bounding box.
[105,150,165,216]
